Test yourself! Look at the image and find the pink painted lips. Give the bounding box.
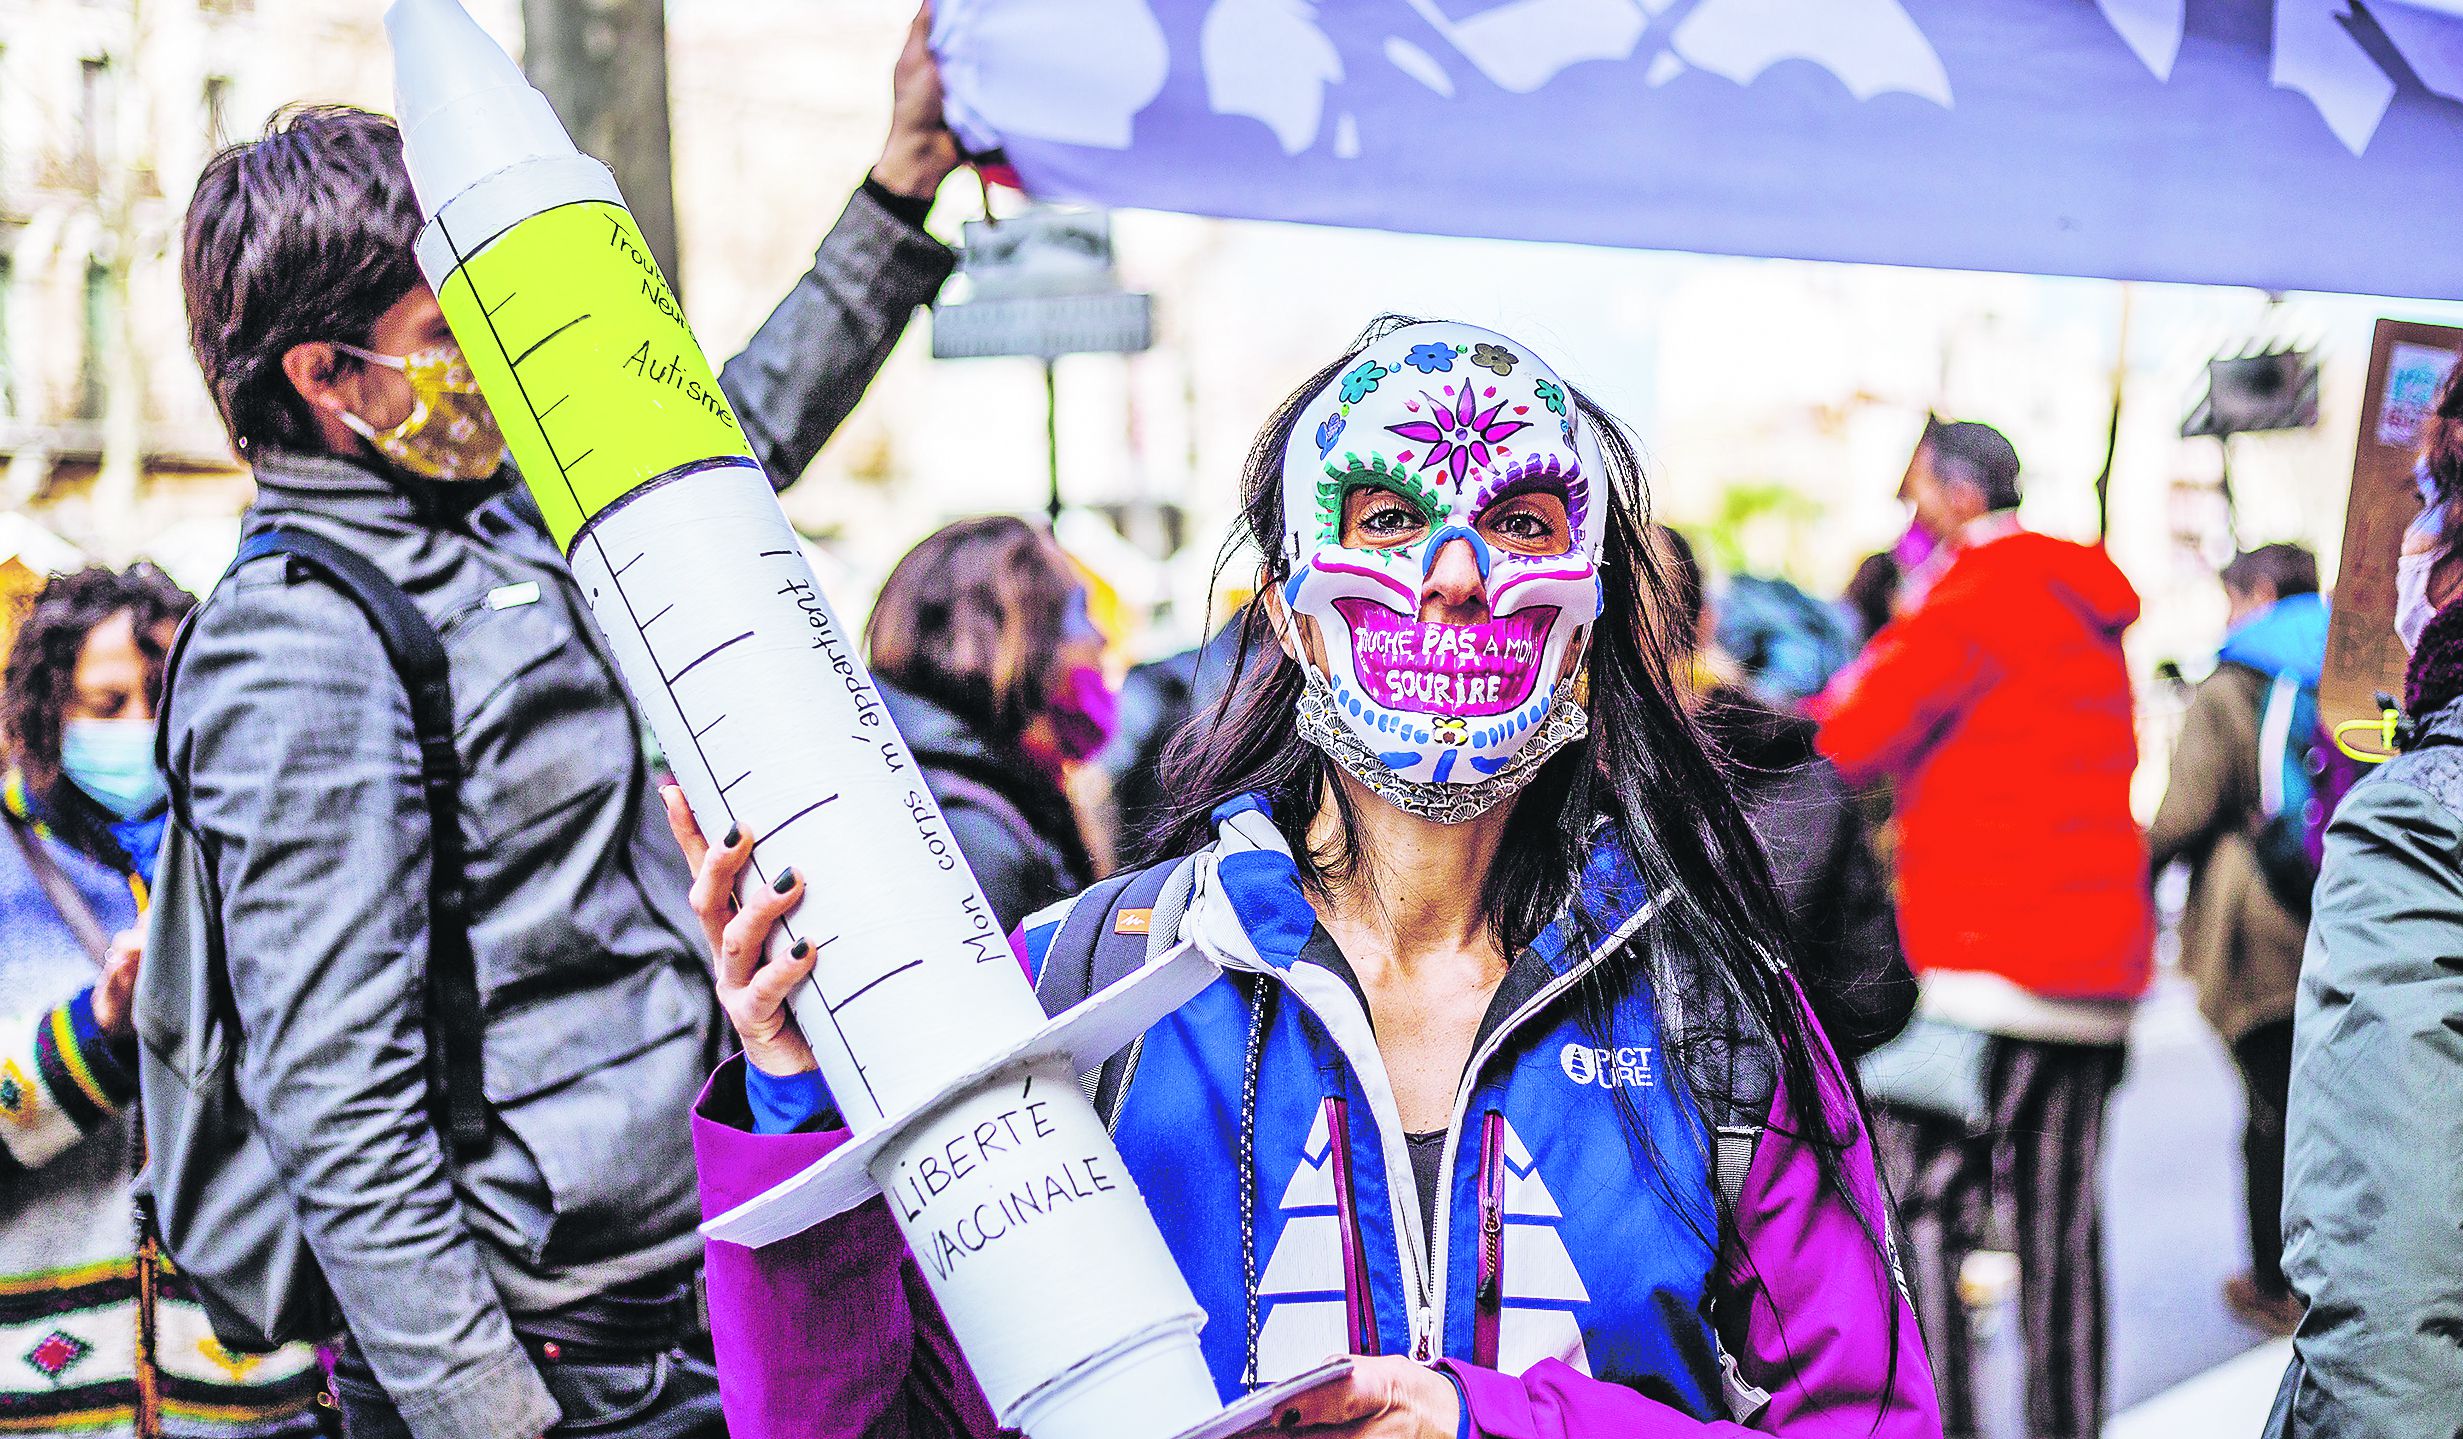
[1334,598,1557,717]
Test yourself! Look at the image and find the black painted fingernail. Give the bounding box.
[721,824,740,848]
[772,867,798,893]
[1277,1409,1300,1430]
[790,939,811,960]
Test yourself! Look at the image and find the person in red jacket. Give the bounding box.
[1816,418,2152,1439]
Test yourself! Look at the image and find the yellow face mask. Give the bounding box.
[334,341,508,483]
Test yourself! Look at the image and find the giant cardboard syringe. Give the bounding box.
[385,4,1340,1435]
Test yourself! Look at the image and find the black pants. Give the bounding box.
[2232,1017,2297,1299]
[332,1276,725,1439]
[1875,1035,2126,1439]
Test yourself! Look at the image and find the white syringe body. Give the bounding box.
[566,468,1219,1438]
[385,2,1222,1433]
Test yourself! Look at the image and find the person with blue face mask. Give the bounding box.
[0,563,330,1436]
[0,563,191,901]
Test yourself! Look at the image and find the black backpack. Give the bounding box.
[137,526,485,1351]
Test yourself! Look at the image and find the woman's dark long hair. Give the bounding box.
[866,515,1079,745]
[0,563,195,872]
[1152,316,1899,1397]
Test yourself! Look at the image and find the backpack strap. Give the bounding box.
[1034,855,1198,1124]
[1705,1016,1776,1236]
[1693,975,1778,1424]
[2,808,111,965]
[167,527,487,1161]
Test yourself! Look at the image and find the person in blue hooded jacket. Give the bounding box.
[2146,543,2326,1336]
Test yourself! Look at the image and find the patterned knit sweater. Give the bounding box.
[0,777,322,1437]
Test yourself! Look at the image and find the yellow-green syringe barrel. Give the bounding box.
[423,173,753,551]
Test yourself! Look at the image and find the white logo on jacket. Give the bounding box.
[1559,1042,1654,1089]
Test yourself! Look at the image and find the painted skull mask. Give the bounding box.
[1279,322,1606,804]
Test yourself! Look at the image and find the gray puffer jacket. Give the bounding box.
[155,188,950,1439]
[2274,686,2463,1438]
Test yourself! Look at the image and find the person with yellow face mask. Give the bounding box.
[154,17,965,1439]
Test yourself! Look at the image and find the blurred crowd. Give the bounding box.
[6,17,2462,1439]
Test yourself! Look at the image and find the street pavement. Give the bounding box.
[2106,972,2278,1411]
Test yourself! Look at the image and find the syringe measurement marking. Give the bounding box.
[435,208,593,534]
[664,631,752,686]
[512,313,588,368]
[589,534,881,1113]
[760,796,841,846]
[612,555,911,1029]
[639,602,675,628]
[829,960,927,1017]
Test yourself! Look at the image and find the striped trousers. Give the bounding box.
[1874,1036,2127,1439]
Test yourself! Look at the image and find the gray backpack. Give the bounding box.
[134,527,486,1352]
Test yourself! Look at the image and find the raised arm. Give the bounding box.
[168,577,555,1439]
[716,6,960,490]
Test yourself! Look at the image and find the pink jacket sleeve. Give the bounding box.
[692,1057,1008,1439]
[1439,1033,1940,1436]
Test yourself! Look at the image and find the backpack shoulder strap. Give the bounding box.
[2255,670,2305,818]
[1658,948,1777,1231]
[1678,960,1781,1423]
[196,527,487,1160]
[1708,1023,1776,1228]
[1034,868,1145,1016]
[1034,854,1199,1124]
[2,809,111,965]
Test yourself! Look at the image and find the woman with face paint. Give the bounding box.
[678,319,1937,1439]
[2272,364,2463,1437]
[0,564,331,1434]
[863,516,1114,930]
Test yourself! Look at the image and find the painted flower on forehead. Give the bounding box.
[1533,378,1567,416]
[1340,359,1390,405]
[1386,378,1531,486]
[1405,342,1457,374]
[1470,343,1517,376]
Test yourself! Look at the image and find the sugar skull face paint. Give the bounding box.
[1279,321,1606,809]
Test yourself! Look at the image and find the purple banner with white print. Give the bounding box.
[931,0,2463,300]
